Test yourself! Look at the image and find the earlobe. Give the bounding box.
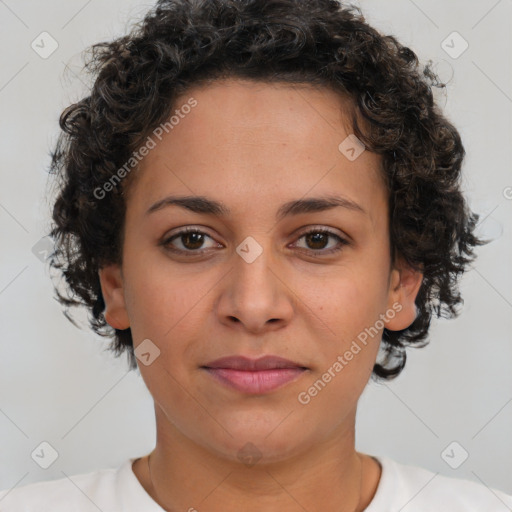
[98,264,130,330]
[385,261,423,331]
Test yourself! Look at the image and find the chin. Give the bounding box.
[198,424,314,468]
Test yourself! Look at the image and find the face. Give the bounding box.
[100,79,422,464]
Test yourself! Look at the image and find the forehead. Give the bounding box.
[127,79,387,225]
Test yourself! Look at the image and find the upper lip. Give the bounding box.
[202,355,307,371]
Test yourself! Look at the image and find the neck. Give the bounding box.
[133,405,381,512]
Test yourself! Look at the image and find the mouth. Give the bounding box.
[201,355,308,394]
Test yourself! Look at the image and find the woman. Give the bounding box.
[1,0,510,510]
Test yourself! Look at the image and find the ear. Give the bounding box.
[384,258,423,331]
[98,264,130,330]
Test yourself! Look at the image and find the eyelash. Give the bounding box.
[160,226,349,257]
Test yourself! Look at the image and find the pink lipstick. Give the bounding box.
[202,355,307,394]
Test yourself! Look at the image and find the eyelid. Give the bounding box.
[293,224,348,240]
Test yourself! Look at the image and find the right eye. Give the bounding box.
[160,227,220,254]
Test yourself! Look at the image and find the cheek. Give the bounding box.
[122,251,200,337]
[299,263,389,331]
[294,260,390,380]
[296,274,384,409]
[123,262,220,380]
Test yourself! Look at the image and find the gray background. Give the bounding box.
[1,0,511,500]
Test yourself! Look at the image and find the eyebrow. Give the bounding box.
[146,194,366,220]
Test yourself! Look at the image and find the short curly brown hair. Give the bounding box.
[48,0,484,379]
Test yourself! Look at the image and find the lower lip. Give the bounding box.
[203,367,306,394]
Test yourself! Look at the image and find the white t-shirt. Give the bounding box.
[1,455,511,511]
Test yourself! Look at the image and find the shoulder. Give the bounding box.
[0,460,128,512]
[368,455,512,512]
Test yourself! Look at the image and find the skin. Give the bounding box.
[99,79,423,511]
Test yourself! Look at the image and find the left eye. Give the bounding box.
[161,227,348,255]
[293,228,349,254]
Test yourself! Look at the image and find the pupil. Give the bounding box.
[183,232,203,249]
[307,233,327,249]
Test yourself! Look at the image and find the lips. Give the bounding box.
[201,355,308,394]
[203,355,307,371]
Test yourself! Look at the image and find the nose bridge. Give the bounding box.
[217,232,294,330]
[233,233,278,301]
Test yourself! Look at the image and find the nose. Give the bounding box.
[215,239,295,334]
